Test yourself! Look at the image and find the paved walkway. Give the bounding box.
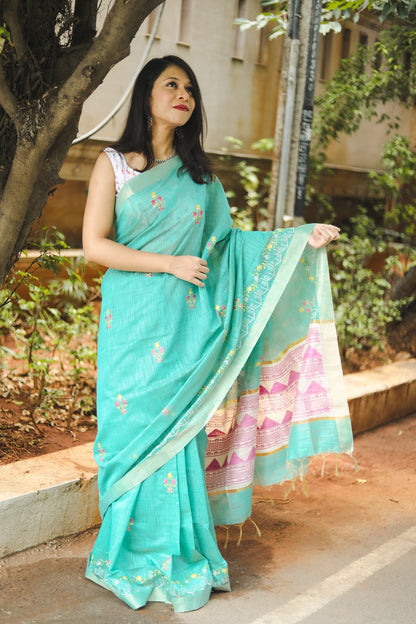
[1,413,415,624]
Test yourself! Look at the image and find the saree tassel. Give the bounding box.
[348,451,360,473]
[236,522,244,546]
[320,455,327,478]
[247,516,262,538]
[219,525,230,549]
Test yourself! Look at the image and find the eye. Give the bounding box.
[166,81,177,88]
[185,86,194,96]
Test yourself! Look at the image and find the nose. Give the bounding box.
[178,87,189,100]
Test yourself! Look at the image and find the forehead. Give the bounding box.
[155,65,192,84]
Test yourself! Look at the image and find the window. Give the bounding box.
[257,25,269,65]
[320,32,332,80]
[178,0,191,45]
[233,0,248,60]
[358,32,368,72]
[146,7,161,38]
[340,28,351,61]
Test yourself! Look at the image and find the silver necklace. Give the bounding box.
[154,149,176,164]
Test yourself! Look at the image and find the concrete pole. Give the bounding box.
[268,0,317,229]
[267,36,290,230]
[274,37,300,228]
[285,0,313,227]
[271,0,302,229]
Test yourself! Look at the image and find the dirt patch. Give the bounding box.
[0,336,97,464]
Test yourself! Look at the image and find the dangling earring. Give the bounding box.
[147,114,153,130]
[175,127,183,141]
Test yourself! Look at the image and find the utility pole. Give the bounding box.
[294,0,323,219]
[267,0,323,229]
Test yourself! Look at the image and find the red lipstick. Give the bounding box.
[174,105,189,111]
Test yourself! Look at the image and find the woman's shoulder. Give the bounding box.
[103,147,125,166]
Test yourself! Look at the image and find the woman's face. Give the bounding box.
[149,65,195,129]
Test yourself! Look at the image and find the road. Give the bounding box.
[1,413,415,624]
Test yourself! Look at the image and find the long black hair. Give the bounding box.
[112,55,213,184]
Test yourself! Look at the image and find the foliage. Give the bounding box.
[0,229,99,435]
[369,135,416,241]
[328,211,416,358]
[235,0,416,39]
[221,137,272,231]
[235,1,289,39]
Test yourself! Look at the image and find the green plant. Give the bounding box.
[369,135,416,241]
[329,211,414,358]
[0,229,98,435]
[221,136,272,231]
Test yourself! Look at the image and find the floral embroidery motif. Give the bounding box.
[243,238,279,305]
[115,394,128,414]
[88,552,111,572]
[162,407,170,416]
[163,472,177,493]
[300,256,315,281]
[206,236,216,254]
[186,288,196,309]
[299,299,314,313]
[104,309,112,329]
[146,272,152,278]
[161,556,172,571]
[97,444,105,462]
[255,356,263,367]
[215,304,227,318]
[152,342,165,362]
[193,205,203,224]
[127,517,134,532]
[151,192,164,212]
[233,298,243,311]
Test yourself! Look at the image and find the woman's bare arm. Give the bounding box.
[82,153,209,286]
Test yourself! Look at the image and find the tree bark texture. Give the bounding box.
[0,0,163,286]
[387,265,416,356]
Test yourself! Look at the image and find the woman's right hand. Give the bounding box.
[168,256,209,287]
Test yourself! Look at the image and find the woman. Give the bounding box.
[82,55,353,613]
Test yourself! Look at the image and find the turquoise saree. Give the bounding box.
[85,156,353,612]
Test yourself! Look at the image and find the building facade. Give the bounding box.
[34,0,415,245]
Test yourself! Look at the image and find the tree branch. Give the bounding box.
[71,0,98,47]
[0,61,18,120]
[4,0,27,61]
[37,0,164,151]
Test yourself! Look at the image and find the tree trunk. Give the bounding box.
[389,265,416,301]
[387,265,416,357]
[0,0,163,286]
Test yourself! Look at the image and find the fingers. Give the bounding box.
[308,224,341,248]
[171,255,210,286]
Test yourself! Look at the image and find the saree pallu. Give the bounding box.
[85,156,353,612]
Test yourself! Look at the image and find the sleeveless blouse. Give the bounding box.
[104,147,140,196]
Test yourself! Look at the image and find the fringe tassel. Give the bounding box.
[219,525,230,549]
[219,516,262,548]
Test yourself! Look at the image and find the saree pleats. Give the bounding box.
[86,157,353,611]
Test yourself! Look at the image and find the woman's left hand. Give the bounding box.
[308,224,340,249]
